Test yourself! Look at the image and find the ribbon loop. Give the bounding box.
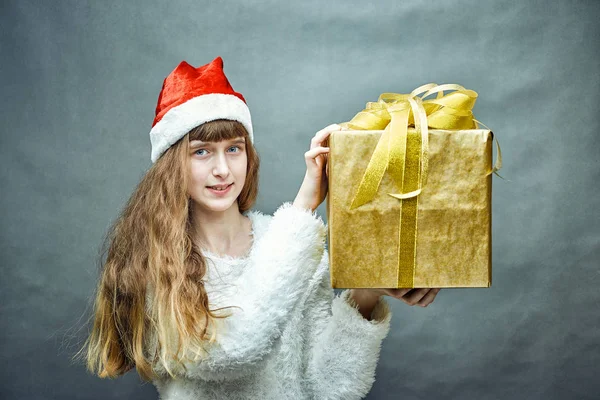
[342,83,503,209]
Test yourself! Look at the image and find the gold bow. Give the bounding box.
[339,83,503,210]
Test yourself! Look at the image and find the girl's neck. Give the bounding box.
[190,201,251,256]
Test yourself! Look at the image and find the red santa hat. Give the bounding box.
[149,56,253,162]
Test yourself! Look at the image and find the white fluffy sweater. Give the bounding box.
[151,202,392,400]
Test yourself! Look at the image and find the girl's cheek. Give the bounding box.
[190,167,208,183]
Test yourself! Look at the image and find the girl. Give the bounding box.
[84,56,440,400]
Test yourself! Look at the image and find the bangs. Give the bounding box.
[188,119,248,143]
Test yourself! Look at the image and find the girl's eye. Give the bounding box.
[194,146,241,156]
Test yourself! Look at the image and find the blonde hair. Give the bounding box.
[81,119,260,380]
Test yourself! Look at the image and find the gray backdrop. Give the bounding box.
[1,0,599,399]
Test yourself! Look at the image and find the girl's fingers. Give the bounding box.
[401,288,430,306]
[311,124,342,150]
[416,288,441,307]
[378,287,441,307]
[316,124,342,136]
[384,288,412,298]
[304,146,330,163]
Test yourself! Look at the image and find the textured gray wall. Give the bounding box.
[1,1,599,399]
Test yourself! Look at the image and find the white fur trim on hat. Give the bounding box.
[149,93,253,163]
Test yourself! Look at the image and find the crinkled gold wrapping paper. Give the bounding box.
[326,128,493,288]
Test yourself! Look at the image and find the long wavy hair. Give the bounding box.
[81,119,260,381]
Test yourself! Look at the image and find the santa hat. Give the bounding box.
[149,56,253,162]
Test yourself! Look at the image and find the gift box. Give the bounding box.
[326,84,503,288]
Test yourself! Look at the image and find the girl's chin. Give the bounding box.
[189,198,239,212]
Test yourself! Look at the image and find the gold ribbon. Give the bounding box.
[339,83,504,287]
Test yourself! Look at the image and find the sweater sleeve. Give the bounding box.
[303,252,393,400]
[173,202,327,381]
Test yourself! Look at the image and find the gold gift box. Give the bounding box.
[326,128,494,289]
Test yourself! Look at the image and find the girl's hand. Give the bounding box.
[353,288,442,307]
[293,124,343,212]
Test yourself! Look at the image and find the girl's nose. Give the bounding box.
[212,153,230,177]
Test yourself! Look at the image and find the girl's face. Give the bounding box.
[188,136,248,213]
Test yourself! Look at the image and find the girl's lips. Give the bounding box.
[207,183,233,196]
